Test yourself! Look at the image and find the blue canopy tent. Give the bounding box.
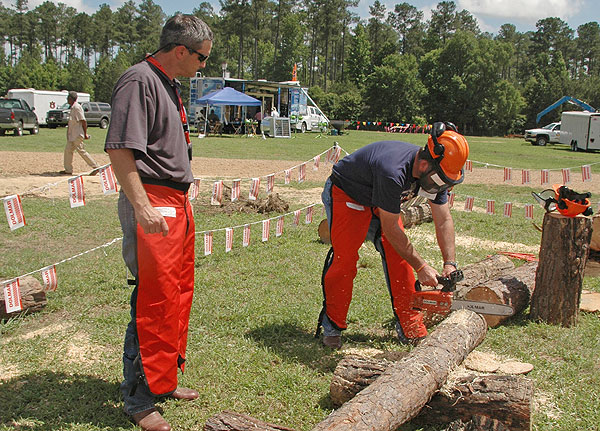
[196,87,262,135]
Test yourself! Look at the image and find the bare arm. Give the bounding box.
[430,201,457,277]
[81,119,89,139]
[379,209,439,287]
[107,148,169,236]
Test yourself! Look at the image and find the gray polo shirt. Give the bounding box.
[105,61,193,184]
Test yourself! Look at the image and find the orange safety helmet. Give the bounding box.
[425,122,470,186]
[552,184,593,217]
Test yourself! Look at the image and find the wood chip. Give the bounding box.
[464,351,500,373]
[580,290,600,313]
[498,361,534,375]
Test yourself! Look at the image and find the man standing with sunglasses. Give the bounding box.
[105,14,213,431]
[316,123,469,349]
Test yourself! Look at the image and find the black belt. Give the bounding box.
[141,177,190,193]
[330,173,344,190]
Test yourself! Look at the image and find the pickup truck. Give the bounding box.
[524,122,561,146]
[0,98,39,136]
[46,101,112,129]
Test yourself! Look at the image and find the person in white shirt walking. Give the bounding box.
[60,91,100,175]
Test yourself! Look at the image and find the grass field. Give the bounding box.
[1,128,599,431]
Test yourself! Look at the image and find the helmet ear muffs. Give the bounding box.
[430,122,446,157]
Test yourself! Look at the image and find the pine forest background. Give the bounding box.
[1,0,600,135]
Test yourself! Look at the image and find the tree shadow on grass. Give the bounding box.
[246,321,398,374]
[0,371,130,430]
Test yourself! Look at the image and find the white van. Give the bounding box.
[559,111,600,151]
[6,89,90,126]
[295,105,328,133]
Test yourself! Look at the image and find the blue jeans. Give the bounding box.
[118,191,162,415]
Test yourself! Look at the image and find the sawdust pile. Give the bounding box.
[196,187,290,215]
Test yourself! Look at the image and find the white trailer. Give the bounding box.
[6,89,90,126]
[559,111,600,151]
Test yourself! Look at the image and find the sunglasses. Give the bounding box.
[182,45,209,62]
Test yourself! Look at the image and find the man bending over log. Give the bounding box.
[316,122,469,348]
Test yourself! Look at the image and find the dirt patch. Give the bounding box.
[198,190,290,215]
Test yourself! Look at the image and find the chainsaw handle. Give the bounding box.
[414,270,463,293]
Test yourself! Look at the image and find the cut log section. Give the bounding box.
[422,255,515,327]
[0,276,47,320]
[330,356,533,431]
[204,310,487,431]
[530,213,592,327]
[462,261,537,327]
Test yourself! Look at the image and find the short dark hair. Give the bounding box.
[159,14,213,51]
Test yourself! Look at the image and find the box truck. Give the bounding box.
[559,111,600,151]
[6,89,90,126]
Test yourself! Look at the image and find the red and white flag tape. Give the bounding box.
[582,165,592,182]
[326,146,341,164]
[464,196,474,212]
[503,202,513,218]
[189,178,201,201]
[305,205,314,224]
[243,224,251,247]
[225,228,233,253]
[486,200,495,215]
[525,204,534,220]
[293,209,301,226]
[298,163,306,183]
[313,155,320,171]
[503,167,512,182]
[41,265,58,291]
[448,192,455,208]
[99,165,118,195]
[3,194,25,231]
[249,177,261,201]
[276,216,284,237]
[521,169,530,185]
[68,175,86,208]
[211,181,223,206]
[562,168,571,184]
[266,174,275,194]
[464,160,473,173]
[262,219,270,242]
[284,169,291,185]
[231,179,241,202]
[204,232,213,255]
[3,279,22,313]
[540,169,549,185]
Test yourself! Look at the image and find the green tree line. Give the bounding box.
[1,0,600,135]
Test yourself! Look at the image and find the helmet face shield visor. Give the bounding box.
[419,162,464,195]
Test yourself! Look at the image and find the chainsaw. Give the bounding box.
[411,269,514,316]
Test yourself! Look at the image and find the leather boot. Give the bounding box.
[170,387,199,400]
[131,408,171,431]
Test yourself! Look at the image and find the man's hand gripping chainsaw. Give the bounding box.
[411,269,514,316]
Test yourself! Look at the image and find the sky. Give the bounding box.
[19,0,600,35]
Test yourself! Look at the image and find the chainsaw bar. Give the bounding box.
[450,299,513,316]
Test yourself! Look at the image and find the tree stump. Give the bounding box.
[530,213,592,327]
[462,261,537,327]
[0,276,47,320]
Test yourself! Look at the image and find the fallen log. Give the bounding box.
[329,355,532,431]
[313,310,487,431]
[0,276,47,320]
[204,310,487,431]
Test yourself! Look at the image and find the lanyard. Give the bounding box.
[145,55,191,147]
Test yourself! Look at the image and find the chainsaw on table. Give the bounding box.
[410,269,513,316]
